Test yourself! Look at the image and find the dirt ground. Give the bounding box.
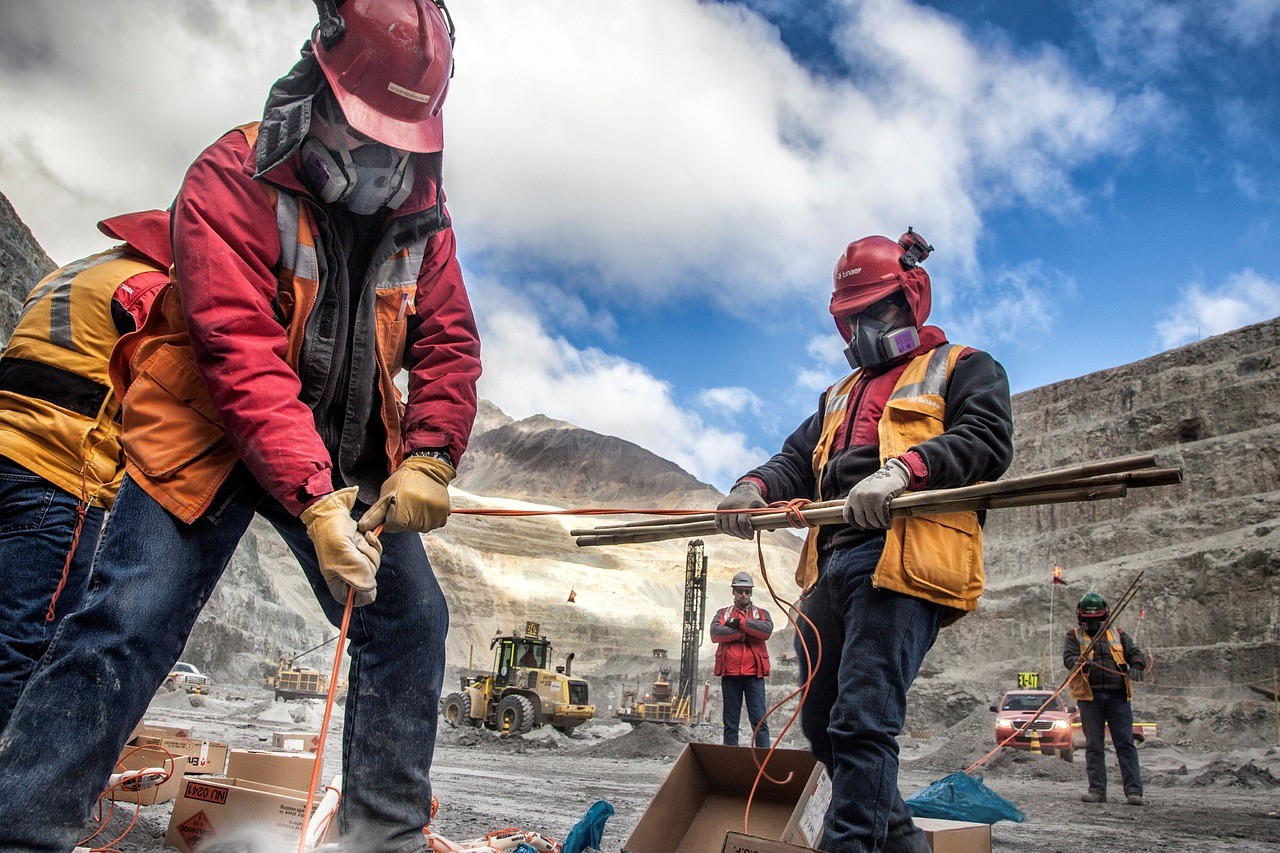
[94,685,1280,852]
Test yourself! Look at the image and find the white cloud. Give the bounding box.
[2,0,1154,310]
[471,277,767,489]
[1155,269,1280,348]
[697,386,764,416]
[944,260,1066,345]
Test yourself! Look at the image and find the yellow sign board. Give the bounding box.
[1017,671,1041,689]
[524,621,540,638]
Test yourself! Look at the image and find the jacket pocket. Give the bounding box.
[900,510,984,602]
[122,344,230,480]
[375,287,412,374]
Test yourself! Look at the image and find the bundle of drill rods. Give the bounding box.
[571,453,1182,547]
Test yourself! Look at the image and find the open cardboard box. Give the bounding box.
[165,777,328,852]
[226,749,317,794]
[623,744,829,853]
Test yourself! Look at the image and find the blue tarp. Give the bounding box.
[906,771,1026,824]
[561,799,614,853]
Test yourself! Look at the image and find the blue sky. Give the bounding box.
[1,0,1277,492]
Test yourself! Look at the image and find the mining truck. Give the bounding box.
[441,622,595,734]
[615,663,695,727]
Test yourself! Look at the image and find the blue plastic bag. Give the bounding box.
[906,771,1025,824]
[561,799,614,853]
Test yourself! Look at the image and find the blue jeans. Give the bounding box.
[0,474,448,853]
[0,455,106,732]
[1079,692,1143,797]
[796,539,942,853]
[721,675,770,747]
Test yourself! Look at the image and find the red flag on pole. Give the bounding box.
[1052,565,1066,585]
[567,588,577,603]
[1139,608,1145,621]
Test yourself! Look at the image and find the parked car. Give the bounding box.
[168,662,210,693]
[991,689,1075,761]
[1072,715,1159,747]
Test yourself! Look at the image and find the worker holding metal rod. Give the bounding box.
[715,228,1013,853]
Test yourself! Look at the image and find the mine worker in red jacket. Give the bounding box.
[711,571,774,748]
[0,2,480,850]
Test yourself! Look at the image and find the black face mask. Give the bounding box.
[843,314,921,370]
[1081,617,1105,634]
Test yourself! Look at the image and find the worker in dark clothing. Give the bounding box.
[715,228,1013,853]
[1065,592,1147,805]
[710,571,773,748]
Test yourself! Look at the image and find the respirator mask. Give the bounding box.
[1081,617,1105,634]
[300,98,415,215]
[842,295,920,370]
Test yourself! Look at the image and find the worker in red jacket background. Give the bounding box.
[711,571,774,748]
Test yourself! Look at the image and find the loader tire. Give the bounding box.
[441,692,473,728]
[497,694,535,735]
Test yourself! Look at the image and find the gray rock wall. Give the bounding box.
[0,191,56,344]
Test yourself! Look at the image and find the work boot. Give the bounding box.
[1126,794,1144,806]
[1080,791,1106,803]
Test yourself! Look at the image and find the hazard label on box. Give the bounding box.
[177,809,216,848]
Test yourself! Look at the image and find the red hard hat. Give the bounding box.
[829,229,934,342]
[312,0,454,153]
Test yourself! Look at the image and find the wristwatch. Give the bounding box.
[408,447,453,468]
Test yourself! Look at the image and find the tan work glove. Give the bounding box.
[714,482,766,539]
[301,487,382,607]
[357,454,454,535]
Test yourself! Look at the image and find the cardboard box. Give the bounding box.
[164,777,325,852]
[136,721,193,739]
[271,731,320,752]
[106,744,189,806]
[723,832,819,853]
[132,734,229,775]
[226,749,317,794]
[725,816,989,853]
[623,744,828,853]
[913,818,991,853]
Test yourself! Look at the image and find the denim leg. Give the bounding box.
[721,676,745,746]
[0,457,106,732]
[743,677,771,748]
[797,539,943,853]
[260,500,448,853]
[0,476,253,851]
[1078,699,1108,794]
[1102,694,1143,796]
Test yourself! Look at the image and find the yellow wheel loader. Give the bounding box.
[441,623,595,735]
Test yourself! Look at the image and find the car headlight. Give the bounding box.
[996,719,1013,728]
[1053,719,1069,729]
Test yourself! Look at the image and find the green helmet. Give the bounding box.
[1076,592,1108,621]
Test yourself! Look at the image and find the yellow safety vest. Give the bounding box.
[0,249,161,506]
[796,344,985,616]
[1068,629,1132,701]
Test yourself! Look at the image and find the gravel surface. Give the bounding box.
[87,686,1280,851]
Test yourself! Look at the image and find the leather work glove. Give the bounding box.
[726,617,742,630]
[714,482,766,539]
[843,458,911,529]
[1129,664,1145,682]
[358,454,454,535]
[301,487,383,607]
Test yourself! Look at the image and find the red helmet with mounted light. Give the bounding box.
[311,0,455,154]
[829,228,935,370]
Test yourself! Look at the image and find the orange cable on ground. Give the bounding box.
[297,584,356,853]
